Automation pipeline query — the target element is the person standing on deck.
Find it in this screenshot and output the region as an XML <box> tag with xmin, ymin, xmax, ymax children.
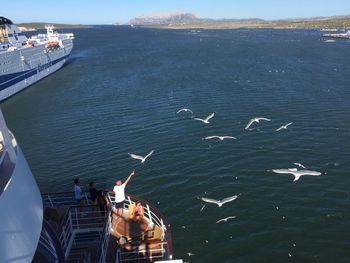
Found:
<box><xmin>113</xmin><ymin>171</ymin><xmax>135</xmax><ymax>217</ymax></box>
<box><xmin>74</xmin><ymin>177</ymin><xmax>84</xmax><ymax>212</ymax></box>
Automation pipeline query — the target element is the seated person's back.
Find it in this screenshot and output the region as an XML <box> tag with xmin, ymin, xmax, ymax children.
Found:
<box><xmin>131</xmin><ymin>201</ymin><xmax>144</xmax><ymax>221</ymax></box>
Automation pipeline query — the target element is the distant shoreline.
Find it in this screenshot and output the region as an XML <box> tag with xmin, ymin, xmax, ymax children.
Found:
<box><xmin>18</xmin><ymin>22</ymin><xmax>92</xmax><ymax>30</ymax></box>
<box><xmin>129</xmin><ymin>15</ymin><xmax>350</xmax><ymax>30</ymax></box>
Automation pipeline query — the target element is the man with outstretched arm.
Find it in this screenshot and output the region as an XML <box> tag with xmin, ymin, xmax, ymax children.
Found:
<box><xmin>113</xmin><ymin>170</ymin><xmax>135</xmax><ymax>217</ymax></box>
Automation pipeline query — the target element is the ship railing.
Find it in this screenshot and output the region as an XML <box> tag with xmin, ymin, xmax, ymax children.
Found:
<box><xmin>42</xmin><ymin>191</ymin><xmax>92</xmax><ymax>208</ymax></box>
<box><xmin>41</xmin><ymin>191</ymin><xmax>173</xmax><ymax>261</ymax></box>
<box><xmin>39</xmin><ymin>225</ymin><xmax>59</xmax><ymax>261</ymax></box>
<box><xmin>107</xmin><ymin>191</ymin><xmax>173</xmax><ymax>261</ymax></box>
<box><xmin>118</xmin><ymin>246</ymin><xmax>166</xmax><ymax>263</ymax></box>
<box><xmin>58</xmin><ymin>205</ymin><xmax>107</xmax><ymax>260</ymax></box>
<box><xmin>37</xmin><ymin>219</ymin><xmax>66</xmax><ymax>262</ymax></box>
<box><xmin>97</xmin><ymin>209</ymin><xmax>112</xmax><ymax>263</ymax></box>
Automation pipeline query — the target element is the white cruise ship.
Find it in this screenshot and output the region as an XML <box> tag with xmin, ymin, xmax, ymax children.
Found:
<box><xmin>0</xmin><ymin>107</ymin><xmax>182</xmax><ymax>263</ymax></box>
<box><xmin>0</xmin><ymin>16</ymin><xmax>74</xmax><ymax>101</ymax></box>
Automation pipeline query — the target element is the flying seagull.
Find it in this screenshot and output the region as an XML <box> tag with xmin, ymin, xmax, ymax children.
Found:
<box><xmin>293</xmin><ymin>162</ymin><xmax>306</xmax><ymax>169</ymax></box>
<box><xmin>245</xmin><ymin>117</ymin><xmax>271</xmax><ymax>130</ymax></box>
<box><xmin>200</xmin><ymin>205</ymin><xmax>206</xmax><ymax>212</ymax></box>
<box><xmin>128</xmin><ymin>150</ymin><xmax>154</xmax><ymax>164</ymax></box>
<box><xmin>187</xmin><ymin>252</ymin><xmax>195</xmax><ymax>256</ymax></box>
<box><xmin>203</xmin><ymin>135</ymin><xmax>236</xmax><ymax>141</ymax></box>
<box><xmin>216</xmin><ymin>216</ymin><xmax>237</xmax><ymax>223</ymax></box>
<box><xmin>272</xmin><ymin>168</ymin><xmax>322</xmax><ymax>182</ymax></box>
<box><xmin>194</xmin><ymin>112</ymin><xmax>215</xmax><ymax>124</ymax></box>
<box><xmin>276</xmin><ymin>122</ymin><xmax>293</xmax><ymax>131</ymax></box>
<box><xmin>177</xmin><ymin>108</ymin><xmax>193</xmax><ymax>114</ymax></box>
<box><xmin>200</xmin><ymin>195</ymin><xmax>239</xmax><ymax>207</ymax></box>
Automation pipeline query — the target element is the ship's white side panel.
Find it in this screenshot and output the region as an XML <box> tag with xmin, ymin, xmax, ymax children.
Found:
<box><xmin>0</xmin><ymin>38</ymin><xmax>73</xmax><ymax>101</ymax></box>
<box><xmin>0</xmin><ymin>146</ymin><xmax>43</xmax><ymax>263</ymax></box>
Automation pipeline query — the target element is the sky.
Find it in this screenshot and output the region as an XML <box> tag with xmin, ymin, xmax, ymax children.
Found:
<box><xmin>2</xmin><ymin>0</ymin><xmax>350</xmax><ymax>24</ymax></box>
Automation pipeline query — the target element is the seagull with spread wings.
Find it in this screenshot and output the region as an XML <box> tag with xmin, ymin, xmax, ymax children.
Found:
<box><xmin>203</xmin><ymin>135</ymin><xmax>236</xmax><ymax>141</ymax></box>
<box><xmin>128</xmin><ymin>150</ymin><xmax>154</xmax><ymax>164</ymax></box>
<box><xmin>272</xmin><ymin>168</ymin><xmax>322</xmax><ymax>182</ymax></box>
<box><xmin>200</xmin><ymin>194</ymin><xmax>239</xmax><ymax>207</ymax></box>
<box><xmin>245</xmin><ymin>117</ymin><xmax>271</xmax><ymax>130</ymax></box>
<box><xmin>177</xmin><ymin>108</ymin><xmax>194</xmax><ymax>114</ymax></box>
<box><xmin>194</xmin><ymin>112</ymin><xmax>215</xmax><ymax>124</ymax></box>
<box><xmin>276</xmin><ymin>122</ymin><xmax>293</xmax><ymax>131</ymax></box>
<box><xmin>216</xmin><ymin>216</ymin><xmax>237</xmax><ymax>223</ymax></box>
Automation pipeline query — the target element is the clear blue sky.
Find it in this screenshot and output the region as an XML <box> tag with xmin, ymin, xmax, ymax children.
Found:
<box><xmin>2</xmin><ymin>0</ymin><xmax>350</xmax><ymax>24</ymax></box>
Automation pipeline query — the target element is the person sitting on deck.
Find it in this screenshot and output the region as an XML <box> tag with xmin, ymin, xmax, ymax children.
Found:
<box><xmin>130</xmin><ymin>201</ymin><xmax>145</xmax><ymax>222</ymax></box>
<box><xmin>113</xmin><ymin>170</ymin><xmax>136</xmax><ymax>217</ymax></box>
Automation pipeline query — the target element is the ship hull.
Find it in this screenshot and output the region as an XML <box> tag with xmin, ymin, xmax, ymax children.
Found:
<box><xmin>0</xmin><ymin>39</ymin><xmax>73</xmax><ymax>101</ymax></box>
<box><xmin>0</xmin><ymin>146</ymin><xmax>43</xmax><ymax>263</ymax></box>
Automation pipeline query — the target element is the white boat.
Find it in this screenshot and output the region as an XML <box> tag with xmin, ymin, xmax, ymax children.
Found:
<box><xmin>0</xmin><ymin>17</ymin><xmax>74</xmax><ymax>101</ymax></box>
<box><xmin>0</xmin><ymin>108</ymin><xmax>182</xmax><ymax>263</ymax></box>
<box><xmin>322</xmin><ymin>30</ymin><xmax>350</xmax><ymax>39</ymax></box>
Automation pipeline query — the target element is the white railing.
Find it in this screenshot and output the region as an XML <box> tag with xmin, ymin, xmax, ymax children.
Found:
<box><xmin>39</xmin><ymin>227</ymin><xmax>59</xmax><ymax>262</ymax></box>
<box><xmin>97</xmin><ymin>211</ymin><xmax>112</xmax><ymax>263</ymax></box>
<box><xmin>42</xmin><ymin>191</ymin><xmax>91</xmax><ymax>208</ymax></box>
<box><xmin>58</xmin><ymin>206</ymin><xmax>107</xmax><ymax>260</ymax></box>
<box><xmin>41</xmin><ymin>191</ymin><xmax>173</xmax><ymax>262</ymax></box>
<box><xmin>108</xmin><ymin>193</ymin><xmax>166</xmax><ymax>236</ymax></box>
<box><xmin>118</xmin><ymin>247</ymin><xmax>165</xmax><ymax>263</ymax></box>
<box><xmin>107</xmin><ymin>192</ymin><xmax>172</xmax><ymax>261</ymax></box>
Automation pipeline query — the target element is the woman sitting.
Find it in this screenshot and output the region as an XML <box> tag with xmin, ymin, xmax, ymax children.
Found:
<box><xmin>130</xmin><ymin>201</ymin><xmax>144</xmax><ymax>222</ymax></box>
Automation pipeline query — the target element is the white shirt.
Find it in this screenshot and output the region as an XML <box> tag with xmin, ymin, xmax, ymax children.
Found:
<box><xmin>74</xmin><ymin>184</ymin><xmax>82</xmax><ymax>200</ymax></box>
<box><xmin>113</xmin><ymin>184</ymin><xmax>126</xmax><ymax>203</ymax></box>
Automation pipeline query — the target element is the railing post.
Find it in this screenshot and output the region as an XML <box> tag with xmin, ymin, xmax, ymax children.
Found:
<box><xmin>61</xmin><ymin>223</ymin><xmax>68</xmax><ymax>259</ymax></box>
<box><xmin>74</xmin><ymin>207</ymin><xmax>79</xmax><ymax>230</ymax></box>
<box><xmin>48</xmin><ymin>194</ymin><xmax>53</xmax><ymax>207</ymax></box>
<box><xmin>146</xmin><ymin>204</ymin><xmax>153</xmax><ymax>224</ymax></box>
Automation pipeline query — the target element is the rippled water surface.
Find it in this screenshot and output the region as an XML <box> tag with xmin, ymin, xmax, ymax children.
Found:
<box><xmin>2</xmin><ymin>27</ymin><xmax>350</xmax><ymax>262</ymax></box>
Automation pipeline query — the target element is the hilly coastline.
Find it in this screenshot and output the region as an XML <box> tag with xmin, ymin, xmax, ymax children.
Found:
<box><xmin>18</xmin><ymin>22</ymin><xmax>91</xmax><ymax>30</ymax></box>
<box><xmin>127</xmin><ymin>11</ymin><xmax>350</xmax><ymax>29</ymax></box>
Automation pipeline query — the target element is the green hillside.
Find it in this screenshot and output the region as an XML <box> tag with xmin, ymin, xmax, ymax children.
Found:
<box><xmin>18</xmin><ymin>22</ymin><xmax>91</xmax><ymax>29</ymax></box>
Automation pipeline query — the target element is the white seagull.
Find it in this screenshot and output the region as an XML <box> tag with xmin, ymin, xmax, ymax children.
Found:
<box><xmin>177</xmin><ymin>108</ymin><xmax>193</xmax><ymax>114</ymax></box>
<box><xmin>216</xmin><ymin>216</ymin><xmax>236</xmax><ymax>223</ymax></box>
<box><xmin>204</xmin><ymin>135</ymin><xmax>236</xmax><ymax>141</ymax></box>
<box><xmin>293</xmin><ymin>162</ymin><xmax>306</xmax><ymax>169</ymax></box>
<box><xmin>200</xmin><ymin>205</ymin><xmax>206</xmax><ymax>212</ymax></box>
<box><xmin>200</xmin><ymin>195</ymin><xmax>239</xmax><ymax>207</ymax></box>
<box><xmin>194</xmin><ymin>112</ymin><xmax>215</xmax><ymax>124</ymax></box>
<box><xmin>272</xmin><ymin>168</ymin><xmax>322</xmax><ymax>182</ymax></box>
<box><xmin>187</xmin><ymin>252</ymin><xmax>195</xmax><ymax>256</ymax></box>
<box><xmin>276</xmin><ymin>122</ymin><xmax>293</xmax><ymax>131</ymax></box>
<box><xmin>128</xmin><ymin>150</ymin><xmax>154</xmax><ymax>164</ymax></box>
<box><xmin>245</xmin><ymin>117</ymin><xmax>271</xmax><ymax>130</ymax></box>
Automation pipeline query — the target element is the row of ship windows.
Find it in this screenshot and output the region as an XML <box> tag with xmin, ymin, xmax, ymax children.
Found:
<box><xmin>0</xmin><ymin>61</ymin><xmax>46</xmax><ymax>73</ymax></box>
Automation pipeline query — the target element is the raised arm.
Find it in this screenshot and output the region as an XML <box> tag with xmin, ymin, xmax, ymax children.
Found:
<box><xmin>124</xmin><ymin>170</ymin><xmax>135</xmax><ymax>185</ymax></box>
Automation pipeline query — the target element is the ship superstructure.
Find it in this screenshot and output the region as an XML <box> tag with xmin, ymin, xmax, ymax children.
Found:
<box><xmin>0</xmin><ymin>17</ymin><xmax>74</xmax><ymax>101</ymax></box>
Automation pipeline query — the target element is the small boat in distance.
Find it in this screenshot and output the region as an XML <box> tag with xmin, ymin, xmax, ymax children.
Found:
<box><xmin>322</xmin><ymin>29</ymin><xmax>350</xmax><ymax>39</ymax></box>
<box><xmin>0</xmin><ymin>17</ymin><xmax>74</xmax><ymax>101</ymax></box>
<box><xmin>320</xmin><ymin>28</ymin><xmax>338</xmax><ymax>32</ymax></box>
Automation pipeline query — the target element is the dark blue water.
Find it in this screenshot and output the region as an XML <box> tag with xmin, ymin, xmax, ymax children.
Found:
<box><xmin>2</xmin><ymin>27</ymin><xmax>350</xmax><ymax>262</ymax></box>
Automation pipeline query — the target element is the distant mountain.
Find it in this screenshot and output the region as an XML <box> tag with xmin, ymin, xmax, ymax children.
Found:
<box><xmin>129</xmin><ymin>11</ymin><xmax>197</xmax><ymax>25</ymax></box>
<box><xmin>126</xmin><ymin>12</ymin><xmax>350</xmax><ymax>29</ymax></box>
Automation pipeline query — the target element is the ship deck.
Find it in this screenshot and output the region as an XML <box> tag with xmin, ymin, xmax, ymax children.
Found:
<box><xmin>41</xmin><ymin>191</ymin><xmax>173</xmax><ymax>263</ymax></box>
